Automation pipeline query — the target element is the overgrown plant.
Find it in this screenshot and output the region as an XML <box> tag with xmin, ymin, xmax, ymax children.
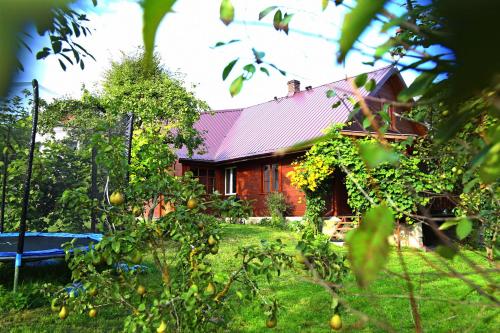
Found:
<box><xmin>209</xmin><ymin>192</ymin><xmax>253</xmax><ymax>224</ymax></box>
<box><xmin>265</xmin><ymin>192</ymin><xmax>288</xmax><ymax>228</ymax></box>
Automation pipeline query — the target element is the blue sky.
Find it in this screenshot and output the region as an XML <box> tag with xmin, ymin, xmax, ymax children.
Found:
<box><xmin>15</xmin><ymin>0</ymin><xmax>418</xmax><ymax>109</ymax></box>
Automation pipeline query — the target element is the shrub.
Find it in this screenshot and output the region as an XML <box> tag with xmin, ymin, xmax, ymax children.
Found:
<box><xmin>265</xmin><ymin>192</ymin><xmax>288</xmax><ymax>228</ymax></box>
<box><xmin>210</xmin><ymin>192</ymin><xmax>253</xmax><ymax>224</ymax></box>
<box><xmin>0</xmin><ymin>283</ymin><xmax>48</xmax><ymax>313</ymax></box>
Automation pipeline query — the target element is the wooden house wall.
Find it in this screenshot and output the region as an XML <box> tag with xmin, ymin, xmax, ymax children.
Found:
<box><xmin>179</xmin><ymin>154</ymin><xmax>308</xmax><ymax>217</ymax></box>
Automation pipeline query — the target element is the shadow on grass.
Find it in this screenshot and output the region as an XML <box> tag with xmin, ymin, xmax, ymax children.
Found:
<box><xmin>0</xmin><ymin>260</ymin><xmax>71</xmax><ymax>289</ymax></box>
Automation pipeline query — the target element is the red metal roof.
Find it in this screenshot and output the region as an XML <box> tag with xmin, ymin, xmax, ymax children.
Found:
<box><xmin>178</xmin><ymin>66</ymin><xmax>397</xmax><ymax>162</ymax></box>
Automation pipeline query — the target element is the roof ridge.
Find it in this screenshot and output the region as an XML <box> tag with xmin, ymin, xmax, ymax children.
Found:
<box><xmin>201</xmin><ymin>108</ymin><xmax>244</xmax><ymax>115</ymax></box>
<box><xmin>307</xmin><ymin>65</ymin><xmax>395</xmax><ymax>92</ymax></box>
<box><xmin>213</xmin><ymin>65</ymin><xmax>395</xmax><ymax>111</ymax></box>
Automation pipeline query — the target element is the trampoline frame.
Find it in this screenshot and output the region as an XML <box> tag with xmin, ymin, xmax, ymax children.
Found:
<box><xmin>0</xmin><ymin>232</ymin><xmax>102</xmax><ymax>262</ymax></box>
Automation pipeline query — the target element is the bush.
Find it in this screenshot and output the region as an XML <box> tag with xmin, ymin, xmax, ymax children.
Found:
<box><xmin>210</xmin><ymin>192</ymin><xmax>253</xmax><ymax>224</ymax></box>
<box><xmin>265</xmin><ymin>192</ymin><xmax>288</xmax><ymax>228</ymax></box>
<box><xmin>0</xmin><ymin>283</ymin><xmax>48</xmax><ymax>313</ymax></box>
<box><xmin>287</xmin><ymin>219</ymin><xmax>306</xmax><ymax>233</ymax></box>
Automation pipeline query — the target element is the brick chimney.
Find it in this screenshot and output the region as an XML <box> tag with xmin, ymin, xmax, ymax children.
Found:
<box><xmin>287</xmin><ymin>79</ymin><xmax>300</xmax><ymax>96</ymax></box>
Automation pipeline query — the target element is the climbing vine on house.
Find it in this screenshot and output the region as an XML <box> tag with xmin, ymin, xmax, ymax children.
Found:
<box><xmin>287</xmin><ymin>124</ymin><xmax>449</xmax><ymax>225</ymax></box>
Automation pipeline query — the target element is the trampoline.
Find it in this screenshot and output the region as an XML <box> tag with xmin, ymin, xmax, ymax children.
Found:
<box><xmin>1</xmin><ymin>80</ymin><xmax>108</xmax><ymax>290</ymax></box>
<box><xmin>0</xmin><ymin>232</ymin><xmax>102</xmax><ymax>262</ymax></box>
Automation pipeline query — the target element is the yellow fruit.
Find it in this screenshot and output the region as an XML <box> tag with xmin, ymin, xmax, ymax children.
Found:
<box><xmin>187</xmin><ymin>198</ymin><xmax>198</xmax><ymax>209</ymax></box>
<box><xmin>205</xmin><ymin>282</ymin><xmax>216</xmax><ymax>295</ymax></box>
<box><xmin>266</xmin><ymin>316</ymin><xmax>277</xmax><ymax>328</ymax></box>
<box><xmin>132</xmin><ymin>206</ymin><xmax>142</xmax><ymax>217</ymax></box>
<box><xmin>210</xmin><ymin>245</ymin><xmax>219</xmax><ymax>255</ymax></box>
<box><xmin>50</xmin><ymin>298</ymin><xmax>60</xmax><ymax>312</ymax></box>
<box><xmin>329</xmin><ymin>314</ymin><xmax>342</xmax><ymax>330</ymax></box>
<box><xmin>157</xmin><ymin>320</ymin><xmax>167</xmax><ymax>333</ymax></box>
<box><xmin>295</xmin><ymin>253</ymin><xmax>307</xmax><ymax>264</ymax></box>
<box><xmin>137</xmin><ymin>285</ymin><xmax>146</xmax><ymax>296</ymax></box>
<box><xmin>208</xmin><ymin>235</ymin><xmax>217</xmax><ymax>246</ymax></box>
<box><xmin>59</xmin><ymin>306</ymin><xmax>69</xmax><ymax>320</ymax></box>
<box><xmin>88</xmin><ymin>308</ymin><xmax>97</xmax><ymax>318</ymax></box>
<box><xmin>88</xmin><ymin>287</ymin><xmax>98</xmax><ymax>297</ymax></box>
<box><xmin>110</xmin><ymin>191</ymin><xmax>125</xmax><ymax>205</ymax></box>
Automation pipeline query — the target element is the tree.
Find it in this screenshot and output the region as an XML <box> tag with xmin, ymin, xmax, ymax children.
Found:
<box><xmin>0</xmin><ymin>0</ymin><xmax>96</xmax><ymax>96</ymax></box>
<box><xmin>50</xmin><ymin>52</ymin><xmax>298</xmax><ymax>332</ymax></box>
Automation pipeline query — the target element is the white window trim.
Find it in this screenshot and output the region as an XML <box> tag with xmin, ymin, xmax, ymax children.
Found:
<box><xmin>225</xmin><ymin>167</ymin><xmax>237</xmax><ymax>195</ymax></box>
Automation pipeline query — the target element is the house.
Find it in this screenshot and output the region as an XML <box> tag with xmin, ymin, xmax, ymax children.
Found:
<box><xmin>163</xmin><ymin>66</ymin><xmax>426</xmax><ymax>238</ymax></box>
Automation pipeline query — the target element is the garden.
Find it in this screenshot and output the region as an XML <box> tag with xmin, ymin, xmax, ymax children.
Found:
<box><xmin>0</xmin><ymin>1</ymin><xmax>499</xmax><ymax>332</ymax></box>
<box><xmin>0</xmin><ymin>224</ymin><xmax>497</xmax><ymax>332</ymax></box>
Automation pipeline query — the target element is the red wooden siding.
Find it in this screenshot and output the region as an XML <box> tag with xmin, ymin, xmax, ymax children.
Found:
<box><xmin>178</xmin><ymin>155</ymin><xmax>307</xmax><ymax>217</ymax></box>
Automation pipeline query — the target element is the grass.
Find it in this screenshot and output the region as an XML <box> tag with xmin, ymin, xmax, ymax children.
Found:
<box><xmin>0</xmin><ymin>224</ymin><xmax>498</xmax><ymax>332</ymax></box>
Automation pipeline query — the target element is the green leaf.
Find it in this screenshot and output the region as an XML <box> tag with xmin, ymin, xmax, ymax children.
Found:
<box><xmin>112</xmin><ymin>240</ymin><xmax>120</xmax><ymax>253</ymax></box>
<box><xmin>362</xmin><ymin>117</ymin><xmax>371</xmax><ymax>129</ymax></box>
<box><xmin>435</xmin><ymin>245</ymin><xmax>457</xmax><ymax>260</ymax></box>
<box><xmin>374</xmin><ymin>39</ymin><xmax>394</xmax><ymax>59</ymax></box>
<box><xmin>281</xmin><ymin>13</ymin><xmax>294</xmax><ymax>25</ymax></box>
<box><xmin>322</xmin><ymin>0</ymin><xmax>329</xmax><ymax>11</ymax></box>
<box><xmin>211</xmin><ymin>39</ymin><xmax>240</xmax><ymax>48</ymax></box>
<box><xmin>331</xmin><ymin>101</ymin><xmax>341</xmax><ymax>109</ymax></box>
<box><xmin>347</xmin><ymin>205</ymin><xmax>394</xmax><ymax>288</ymax></box>
<box><xmin>379</xmin><ymin>109</ymin><xmax>390</xmax><ymax>123</ymax></box>
<box><xmin>220</xmin><ymin>0</ymin><xmax>235</xmax><ymax>26</ymax></box>
<box><xmin>252</xmin><ymin>48</ymin><xmax>266</xmax><ymax>63</ymax></box>
<box><xmin>438</xmin><ymin>220</ymin><xmax>458</xmax><ymax>230</ymax></box>
<box><xmin>230</xmin><ymin>75</ymin><xmax>244</xmax><ymax>97</ymax></box>
<box><xmin>280</xmin><ymin>13</ymin><xmax>293</xmax><ymax>34</ymax></box>
<box><xmin>51</xmin><ymin>40</ymin><xmax>62</xmax><ymax>54</ymax></box>
<box><xmin>359</xmin><ymin>141</ymin><xmax>399</xmax><ymax>168</ymax></box>
<box><xmin>141</xmin><ymin>0</ymin><xmax>177</xmax><ymax>68</ymax></box>
<box><xmin>354</xmin><ymin>73</ymin><xmax>368</xmax><ymax>88</ymax></box>
<box><xmin>338</xmin><ymin>0</ymin><xmax>388</xmax><ymax>62</ymax></box>
<box><xmin>259</xmin><ymin>6</ymin><xmax>278</xmax><ymax>20</ymax></box>
<box><xmin>260</xmin><ymin>67</ymin><xmax>270</xmax><ymax>76</ymax></box>
<box><xmin>58</xmin><ymin>59</ymin><xmax>66</xmax><ymax>71</ymax></box>
<box><xmin>479</xmin><ymin>142</ymin><xmax>500</xmax><ymax>184</ymax></box>
<box><xmin>269</xmin><ymin>63</ymin><xmax>286</xmax><ymax>76</ymax></box>
<box><xmin>36</xmin><ymin>48</ymin><xmax>50</xmax><ymax>60</ymax></box>
<box><xmin>381</xmin><ymin>14</ymin><xmax>405</xmax><ymax>32</ymax></box>
<box><xmin>326</xmin><ymin>89</ymin><xmax>336</xmax><ymax>98</ymax></box>
<box><xmin>273</xmin><ymin>10</ymin><xmax>282</xmax><ymax>30</ymax></box>
<box><xmin>365</xmin><ymin>79</ymin><xmax>376</xmax><ymax>92</ymax></box>
<box><xmin>456</xmin><ymin>218</ymin><xmax>472</xmax><ymax>240</ymax></box>
<box><xmin>243</xmin><ymin>64</ymin><xmax>256</xmax><ymax>73</ymax></box>
<box><xmin>222</xmin><ymin>58</ymin><xmax>238</xmax><ymax>81</ymax></box>
<box><xmin>398</xmin><ymin>72</ymin><xmax>437</xmax><ymax>102</ymax></box>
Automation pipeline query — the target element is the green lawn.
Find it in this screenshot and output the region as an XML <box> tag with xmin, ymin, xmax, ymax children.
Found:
<box><xmin>0</xmin><ymin>224</ymin><xmax>498</xmax><ymax>332</ymax></box>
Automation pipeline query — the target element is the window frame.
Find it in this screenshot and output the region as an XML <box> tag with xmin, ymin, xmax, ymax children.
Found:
<box><xmin>191</xmin><ymin>167</ymin><xmax>216</xmax><ymax>193</ymax></box>
<box><xmin>262</xmin><ymin>163</ymin><xmax>280</xmax><ymax>193</ymax></box>
<box><xmin>225</xmin><ymin>167</ymin><xmax>237</xmax><ymax>195</ymax></box>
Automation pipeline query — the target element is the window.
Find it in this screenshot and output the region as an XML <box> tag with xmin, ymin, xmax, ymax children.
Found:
<box><xmin>191</xmin><ymin>167</ymin><xmax>216</xmax><ymax>193</ymax></box>
<box><xmin>263</xmin><ymin>163</ymin><xmax>279</xmax><ymax>192</ymax></box>
<box><xmin>225</xmin><ymin>167</ymin><xmax>237</xmax><ymax>195</ymax></box>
